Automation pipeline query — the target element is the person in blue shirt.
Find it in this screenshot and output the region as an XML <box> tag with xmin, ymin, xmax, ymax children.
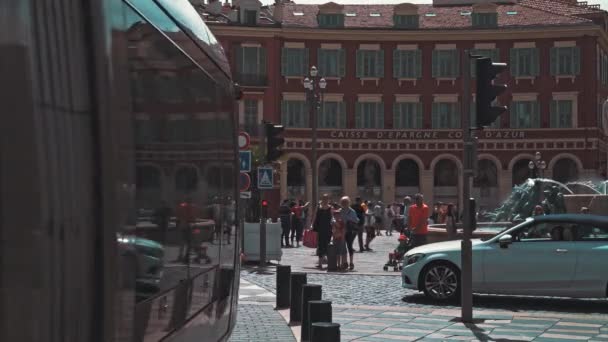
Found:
<box><xmin>338</xmin><ymin>196</ymin><xmax>360</xmax><ymax>271</ymax></box>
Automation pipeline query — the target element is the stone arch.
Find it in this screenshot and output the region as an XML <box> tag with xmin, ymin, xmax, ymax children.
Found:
<box><xmin>478</xmin><ymin>153</ymin><xmax>503</xmax><ymax>171</ymax></box>
<box><xmin>508</xmin><ymin>153</ymin><xmax>535</xmax><ymax>171</ymax></box>
<box><xmin>353</xmin><ymin>153</ymin><xmax>387</xmax><ymax>171</ymax></box>
<box><xmin>135</xmin><ymin>163</ymin><xmax>163</xmax><ymax>188</ymax></box>
<box><xmin>548</xmin><ymin>153</ymin><xmax>583</xmax><ymax>173</ymax></box>
<box><xmin>391</xmin><ymin>153</ymin><xmax>425</xmax><ymax>171</ymax></box>
<box><xmin>174</xmin><ymin>164</ymin><xmax>200</xmax><ymax>192</ymax></box>
<box><xmin>283</xmin><ymin>152</ymin><xmax>312</xmax><ymax>170</ymax></box>
<box><xmin>135</xmin><ymin>163</ymin><xmax>164</xmax><ymax>208</ymax></box>
<box><xmin>430</xmin><ymin>153</ymin><xmax>463</xmax><ymax>171</ymax></box>
<box><xmin>317</xmin><ymin>152</ymin><xmax>348</xmax><ymax>170</ymax></box>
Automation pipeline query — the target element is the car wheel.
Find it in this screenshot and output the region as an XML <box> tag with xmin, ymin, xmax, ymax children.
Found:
<box><xmin>421</xmin><ymin>262</ymin><xmax>460</xmax><ymax>301</ymax></box>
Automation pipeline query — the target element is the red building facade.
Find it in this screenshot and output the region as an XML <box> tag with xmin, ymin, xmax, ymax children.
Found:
<box><xmin>203</xmin><ymin>0</ymin><xmax>608</xmax><ymax>209</ymax></box>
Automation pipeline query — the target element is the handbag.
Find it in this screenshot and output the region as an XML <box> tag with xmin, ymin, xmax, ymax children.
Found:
<box><xmin>303</xmin><ymin>229</ymin><xmax>318</xmax><ymax>248</ymax></box>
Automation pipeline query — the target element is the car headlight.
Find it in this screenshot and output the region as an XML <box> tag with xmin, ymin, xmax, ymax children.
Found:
<box><xmin>406</xmin><ymin>253</ymin><xmax>425</xmax><ymax>265</ymax></box>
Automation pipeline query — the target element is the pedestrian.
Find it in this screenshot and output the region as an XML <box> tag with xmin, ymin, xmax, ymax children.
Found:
<box><xmin>312</xmin><ymin>194</ymin><xmax>333</xmax><ymax>269</ymax></box>
<box><xmin>291</xmin><ymin>200</ymin><xmax>309</xmax><ymax>247</ymax></box>
<box><xmin>279</xmin><ymin>199</ymin><xmax>292</xmax><ymax>247</ymax></box>
<box><xmin>408</xmin><ymin>193</ymin><xmax>430</xmax><ymax>248</ymax></box>
<box><xmin>224</xmin><ymin>197</ymin><xmax>236</xmax><ymax>244</ymax></box>
<box><xmin>364</xmin><ymin>203</ymin><xmax>376</xmax><ymax>251</ymax></box>
<box><xmin>175</xmin><ymin>197</ymin><xmax>198</xmax><ymax>263</ymax></box>
<box><xmin>445</xmin><ymin>203</ymin><xmax>457</xmax><ymax>240</ymax></box>
<box><xmin>153</xmin><ymin>200</ymin><xmax>172</xmax><ymax>245</ymax></box>
<box><xmin>331</xmin><ymin>207</ymin><xmax>348</xmax><ymax>271</ymax></box>
<box><xmin>580</xmin><ymin>206</ymin><xmax>590</xmax><ymax>214</ymax></box>
<box><xmin>373</xmin><ymin>201</ymin><xmax>384</xmax><ymax>236</ymax></box>
<box><xmin>386</xmin><ymin>203</ymin><xmax>395</xmax><ymax>236</ymax></box>
<box><xmin>339</xmin><ymin>196</ymin><xmax>360</xmax><ymax>270</ymax></box>
<box><xmin>402</xmin><ymin>196</ymin><xmax>412</xmax><ymax>235</ymax></box>
<box><xmin>532</xmin><ymin>205</ymin><xmax>545</xmax><ymax>216</ymax></box>
<box><xmin>351</xmin><ymin>197</ymin><xmax>366</xmax><ymax>252</ymax></box>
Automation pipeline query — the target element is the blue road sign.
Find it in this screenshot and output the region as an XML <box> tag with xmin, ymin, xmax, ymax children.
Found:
<box><xmin>257</xmin><ymin>167</ymin><xmax>274</xmax><ymax>190</ymax></box>
<box><xmin>239</xmin><ymin>151</ymin><xmax>251</xmax><ymax>172</ymax></box>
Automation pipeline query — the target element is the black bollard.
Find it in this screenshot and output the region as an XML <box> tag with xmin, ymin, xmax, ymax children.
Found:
<box><xmin>308</xmin><ymin>300</ymin><xmax>332</xmax><ymax>341</ymax></box>
<box><xmin>311</xmin><ymin>322</ymin><xmax>340</xmax><ymax>342</ymax></box>
<box><xmin>289</xmin><ymin>272</ymin><xmax>307</xmax><ymax>324</ymax></box>
<box><xmin>276</xmin><ymin>265</ymin><xmax>291</xmax><ymax>309</ymax></box>
<box><xmin>326</xmin><ymin>243</ymin><xmax>337</xmax><ymax>272</ymax></box>
<box><xmin>300</xmin><ymin>284</ymin><xmax>322</xmax><ymax>342</ymax></box>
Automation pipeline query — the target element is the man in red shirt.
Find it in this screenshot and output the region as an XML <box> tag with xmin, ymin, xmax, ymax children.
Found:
<box><xmin>408</xmin><ymin>193</ymin><xmax>430</xmax><ymax>248</ymax></box>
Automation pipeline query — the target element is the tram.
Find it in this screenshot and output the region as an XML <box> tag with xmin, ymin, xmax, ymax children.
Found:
<box><xmin>1</xmin><ymin>0</ymin><xmax>240</xmax><ymax>341</ymax></box>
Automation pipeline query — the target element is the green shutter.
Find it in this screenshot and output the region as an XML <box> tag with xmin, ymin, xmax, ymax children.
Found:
<box><xmin>281</xmin><ymin>100</ymin><xmax>288</xmax><ymax>126</ymax></box>
<box><xmin>550</xmin><ymin>100</ymin><xmax>557</xmax><ymax>128</ymax></box>
<box><xmin>573</xmin><ymin>47</ymin><xmax>581</xmax><ymax>75</ymax></box>
<box><xmin>415</xmin><ymin>50</ymin><xmax>422</xmax><ymax>78</ymax></box>
<box><xmin>376</xmin><ymin>102</ymin><xmax>384</xmax><ymax>128</ymax></box>
<box><xmin>531</xmin><ymin>48</ymin><xmax>539</xmax><ymax>76</ymax></box>
<box><xmin>259</xmin><ymin>47</ymin><xmax>267</xmax><ymax>75</ymax></box>
<box><xmin>492</xmin><ymin>48</ymin><xmax>499</xmax><ymax>62</ymax></box>
<box><xmin>393</xmin><ymin>102</ymin><xmax>401</xmax><ymax>128</ymax></box>
<box><xmin>317</xmin><ymin>49</ymin><xmax>324</xmax><ymax>76</ymax></box>
<box><xmin>532</xmin><ymin>101</ymin><xmax>540</xmax><ymax>128</ymax></box>
<box><xmin>510</xmin><ymin>48</ymin><xmax>518</xmax><ymax>76</ymax></box>
<box><xmin>356</xmin><ymin>50</ymin><xmax>363</xmax><ymax>77</ymax></box>
<box><xmin>415</xmin><ymin>103</ymin><xmax>423</xmax><ymax>128</ymax></box>
<box><xmin>393</xmin><ymin>50</ymin><xmax>401</xmax><ymax>78</ymax></box>
<box><xmin>432</xmin><ymin>103</ymin><xmax>439</xmax><ymax>128</ymax></box>
<box><xmin>432</xmin><ymin>50</ymin><xmax>439</xmax><ymax>77</ymax></box>
<box><xmin>452</xmin><ymin>50</ymin><xmax>460</xmax><ymax>77</ymax></box>
<box><xmin>338</xmin><ymin>102</ymin><xmax>346</xmax><ymax>128</ymax></box>
<box><xmin>377</xmin><ymin>50</ymin><xmax>385</xmax><ymax>78</ymax></box>
<box><xmin>281</xmin><ymin>48</ymin><xmax>288</xmax><ymax>76</ymax></box>
<box><xmin>355</xmin><ymin>103</ymin><xmax>362</xmax><ymax>128</ymax></box>
<box><xmin>303</xmin><ymin>48</ymin><xmax>309</xmax><ymax>76</ymax></box>
<box><xmin>235</xmin><ymin>46</ymin><xmax>244</xmax><ymax>73</ymax></box>
<box><xmin>550</xmin><ymin>47</ymin><xmax>558</xmax><ymax>76</ymax></box>
<box><xmin>338</xmin><ymin>49</ymin><xmax>346</xmax><ymax>77</ymax></box>
<box><xmin>453</xmin><ymin>104</ymin><xmax>461</xmax><ymax>128</ymax></box>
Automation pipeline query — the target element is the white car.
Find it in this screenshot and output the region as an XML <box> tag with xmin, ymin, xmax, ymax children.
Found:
<box><xmin>402</xmin><ymin>214</ymin><xmax>608</xmax><ymax>301</ymax></box>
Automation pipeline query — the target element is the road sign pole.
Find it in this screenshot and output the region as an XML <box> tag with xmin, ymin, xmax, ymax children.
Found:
<box><xmin>260</xmin><ymin>191</ymin><xmax>266</xmax><ymax>266</ymax></box>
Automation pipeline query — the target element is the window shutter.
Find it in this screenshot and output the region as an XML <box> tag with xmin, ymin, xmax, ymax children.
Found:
<box><xmin>492</xmin><ymin>48</ymin><xmax>500</xmax><ymax>62</ymax></box>
<box><xmin>509</xmin><ymin>103</ymin><xmax>517</xmax><ymax>128</ymax></box>
<box><xmin>281</xmin><ymin>48</ymin><xmax>288</xmax><ymax>76</ymax></box>
<box><xmin>338</xmin><ymin>49</ymin><xmax>346</xmax><ymax>77</ymax></box>
<box><xmin>531</xmin><ymin>48</ymin><xmax>539</xmax><ymax>76</ymax></box>
<box><xmin>510</xmin><ymin>48</ymin><xmax>518</xmax><ymax>76</ymax></box>
<box><xmin>338</xmin><ymin>102</ymin><xmax>346</xmax><ymax>128</ymax></box>
<box><xmin>317</xmin><ymin>49</ymin><xmax>324</xmax><ymax>76</ymax></box>
<box><xmin>432</xmin><ymin>50</ymin><xmax>439</xmax><ymax>77</ymax></box>
<box><xmin>393</xmin><ymin>50</ymin><xmax>401</xmax><ymax>78</ymax></box>
<box><xmin>532</xmin><ymin>101</ymin><xmax>540</xmax><ymax>128</ymax></box>
<box><xmin>573</xmin><ymin>47</ymin><xmax>581</xmax><ymax>75</ymax></box>
<box><xmin>453</xmin><ymin>104</ymin><xmax>461</xmax><ymax>128</ymax></box>
<box><xmin>259</xmin><ymin>47</ymin><xmax>267</xmax><ymax>75</ymax></box>
<box><xmin>470</xmin><ymin>49</ymin><xmax>478</xmax><ymax>78</ymax></box>
<box><xmin>452</xmin><ymin>50</ymin><xmax>460</xmax><ymax>77</ymax></box>
<box><xmin>355</xmin><ymin>102</ymin><xmax>362</xmax><ymax>128</ymax></box>
<box><xmin>302</xmin><ymin>48</ymin><xmax>309</xmax><ymax>76</ymax></box>
<box><xmin>376</xmin><ymin>102</ymin><xmax>384</xmax><ymax>128</ymax></box>
<box><xmin>550</xmin><ymin>100</ymin><xmax>558</xmax><ymax>128</ymax></box>
<box><xmin>415</xmin><ymin>50</ymin><xmax>422</xmax><ymax>78</ymax></box>
<box><xmin>356</xmin><ymin>50</ymin><xmax>363</xmax><ymax>78</ymax></box>
<box><xmin>281</xmin><ymin>100</ymin><xmax>288</xmax><ymax>126</ymax></box>
<box><xmin>432</xmin><ymin>103</ymin><xmax>439</xmax><ymax>128</ymax></box>
<box><xmin>377</xmin><ymin>50</ymin><xmax>385</xmax><ymax>77</ymax></box>
<box><xmin>550</xmin><ymin>47</ymin><xmax>558</xmax><ymax>76</ymax></box>
<box><xmin>415</xmin><ymin>102</ymin><xmax>423</xmax><ymax>128</ymax></box>
<box><xmin>393</xmin><ymin>102</ymin><xmax>401</xmax><ymax>128</ymax></box>
<box><xmin>235</xmin><ymin>46</ymin><xmax>244</xmax><ymax>73</ymax></box>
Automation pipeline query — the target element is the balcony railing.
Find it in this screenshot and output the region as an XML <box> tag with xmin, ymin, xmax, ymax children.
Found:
<box><xmin>235</xmin><ymin>73</ymin><xmax>268</xmax><ymax>87</ymax></box>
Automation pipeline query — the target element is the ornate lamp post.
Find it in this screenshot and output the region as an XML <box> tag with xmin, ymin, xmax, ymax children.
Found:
<box><xmin>303</xmin><ymin>66</ymin><xmax>326</xmax><ymax>214</ymax></box>
<box><xmin>528</xmin><ymin>151</ymin><xmax>547</xmax><ymax>179</ymax></box>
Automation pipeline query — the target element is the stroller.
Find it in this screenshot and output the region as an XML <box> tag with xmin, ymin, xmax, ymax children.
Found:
<box><xmin>383</xmin><ymin>232</ymin><xmax>411</xmax><ymax>272</ymax></box>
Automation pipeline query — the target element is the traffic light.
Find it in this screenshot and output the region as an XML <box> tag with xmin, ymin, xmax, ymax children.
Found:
<box><xmin>261</xmin><ymin>199</ymin><xmax>269</xmax><ymax>218</ymax></box>
<box><xmin>476</xmin><ymin>57</ymin><xmax>508</xmax><ymax>129</ymax></box>
<box><xmin>265</xmin><ymin>122</ymin><xmax>285</xmax><ymax>162</ymax></box>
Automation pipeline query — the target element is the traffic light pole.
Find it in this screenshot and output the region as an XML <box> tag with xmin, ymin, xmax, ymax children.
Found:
<box><xmin>260</xmin><ymin>191</ymin><xmax>266</xmax><ymax>266</ymax></box>
<box><xmin>461</xmin><ymin>50</ymin><xmax>474</xmax><ymax>323</ymax></box>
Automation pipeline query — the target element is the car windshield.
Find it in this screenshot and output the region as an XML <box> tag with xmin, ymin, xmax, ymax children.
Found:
<box><xmin>481</xmin><ymin>219</ymin><xmax>530</xmax><ymax>241</ymax></box>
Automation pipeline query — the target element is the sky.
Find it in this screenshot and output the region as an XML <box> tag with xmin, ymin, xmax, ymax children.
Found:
<box><xmin>258</xmin><ymin>0</ymin><xmax>608</xmax><ymax>8</ymax></box>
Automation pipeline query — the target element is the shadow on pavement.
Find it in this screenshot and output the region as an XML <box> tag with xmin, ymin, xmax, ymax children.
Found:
<box><xmin>402</xmin><ymin>293</ymin><xmax>608</xmax><ymax>314</ymax></box>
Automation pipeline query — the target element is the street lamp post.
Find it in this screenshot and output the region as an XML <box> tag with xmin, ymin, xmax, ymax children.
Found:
<box><xmin>528</xmin><ymin>151</ymin><xmax>547</xmax><ymax>179</ymax></box>
<box><xmin>304</xmin><ymin>66</ymin><xmax>326</xmax><ymax>215</ymax></box>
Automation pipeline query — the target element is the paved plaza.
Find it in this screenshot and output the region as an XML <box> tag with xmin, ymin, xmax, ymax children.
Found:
<box><xmin>231</xmin><ymin>233</ymin><xmax>608</xmax><ymax>341</ymax></box>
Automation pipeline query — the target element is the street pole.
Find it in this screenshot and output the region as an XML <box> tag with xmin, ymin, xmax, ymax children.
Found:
<box><xmin>260</xmin><ymin>191</ymin><xmax>266</xmax><ymax>266</ymax></box>
<box><xmin>310</xmin><ymin>85</ymin><xmax>318</xmax><ymax>217</ymax></box>
<box><xmin>461</xmin><ymin>49</ymin><xmax>474</xmax><ymax>323</ymax></box>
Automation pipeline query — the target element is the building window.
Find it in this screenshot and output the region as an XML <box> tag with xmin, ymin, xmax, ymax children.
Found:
<box><xmin>281</xmin><ymin>100</ymin><xmax>308</xmax><ymax>128</ymax></box>
<box><xmin>356</xmin><ymin>102</ymin><xmax>384</xmax><ymax>128</ymax></box>
<box><xmin>168</xmin><ymin>117</ymin><xmax>199</xmax><ymax>142</ymax></box>
<box><xmin>432</xmin><ymin>50</ymin><xmax>459</xmax><ymax>78</ymax></box>
<box><xmin>393</xmin><ymin>102</ymin><xmax>422</xmax><ymax>129</ymax></box>
<box><xmin>318</xmin><ymin>14</ymin><xmax>345</xmax><ymax>28</ymax></box>
<box><xmin>356</xmin><ymin>50</ymin><xmax>384</xmax><ymax>78</ymax></box>
<box><xmin>243</xmin><ymin>99</ymin><xmax>258</xmax><ymax>134</ymax></box>
<box><xmin>317</xmin><ymin>49</ymin><xmax>345</xmax><ymax>77</ymax></box>
<box><xmin>550</xmin><ymin>47</ymin><xmax>580</xmax><ymax>76</ymax></box>
<box><xmin>510</xmin><ymin>48</ymin><xmax>539</xmax><ymax>77</ymax></box>
<box><xmin>319</xmin><ymin>102</ymin><xmax>346</xmax><ymax>128</ymax></box>
<box><xmin>394</xmin><ymin>14</ymin><xmax>419</xmax><ymax>29</ymax></box>
<box><xmin>432</xmin><ymin>102</ymin><xmax>460</xmax><ymax>129</ymax></box>
<box><xmin>470</xmin><ymin>48</ymin><xmax>499</xmax><ymax>77</ymax></box>
<box><xmin>550</xmin><ymin>100</ymin><xmax>574</xmax><ymax>128</ymax></box>
<box><xmin>281</xmin><ymin>47</ymin><xmax>309</xmax><ymax>77</ymax></box>
<box><xmin>244</xmin><ymin>10</ymin><xmax>257</xmax><ymax>25</ymax></box>
<box><xmin>235</xmin><ymin>46</ymin><xmax>267</xmax><ymax>86</ymax></box>
<box><xmin>472</xmin><ymin>13</ymin><xmax>498</xmax><ymax>28</ymax></box>
<box><xmin>510</xmin><ymin>101</ymin><xmax>540</xmax><ymax>128</ymax></box>
<box><xmin>393</xmin><ymin>50</ymin><xmax>422</xmax><ymax>78</ymax></box>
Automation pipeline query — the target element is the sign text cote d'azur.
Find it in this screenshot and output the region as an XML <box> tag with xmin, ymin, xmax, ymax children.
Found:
<box><xmin>328</xmin><ymin>130</ymin><xmax>525</xmax><ymax>140</ymax></box>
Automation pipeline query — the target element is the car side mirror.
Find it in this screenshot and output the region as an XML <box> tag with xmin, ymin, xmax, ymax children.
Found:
<box><xmin>499</xmin><ymin>234</ymin><xmax>513</xmax><ymax>249</ymax></box>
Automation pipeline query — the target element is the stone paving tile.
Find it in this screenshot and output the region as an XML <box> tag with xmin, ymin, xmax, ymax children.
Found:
<box><xmin>228</xmin><ymin>304</ymin><xmax>295</xmax><ymax>342</ymax></box>
<box><xmin>537</xmin><ymin>333</ymin><xmax>591</xmax><ymax>340</ymax></box>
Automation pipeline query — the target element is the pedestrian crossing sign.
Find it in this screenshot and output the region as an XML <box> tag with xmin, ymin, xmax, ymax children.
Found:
<box><xmin>257</xmin><ymin>167</ymin><xmax>274</xmax><ymax>189</ymax></box>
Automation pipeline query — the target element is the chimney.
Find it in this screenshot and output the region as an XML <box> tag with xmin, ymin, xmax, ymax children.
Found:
<box><xmin>273</xmin><ymin>0</ymin><xmax>285</xmax><ymax>23</ymax></box>
<box><xmin>207</xmin><ymin>0</ymin><xmax>222</xmax><ymax>14</ymax></box>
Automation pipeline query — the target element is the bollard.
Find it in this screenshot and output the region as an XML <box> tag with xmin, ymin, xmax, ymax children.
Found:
<box><xmin>276</xmin><ymin>265</ymin><xmax>291</xmax><ymax>309</ymax></box>
<box><xmin>311</xmin><ymin>322</ymin><xmax>340</xmax><ymax>342</ymax></box>
<box><xmin>326</xmin><ymin>243</ymin><xmax>337</xmax><ymax>272</ymax></box>
<box><xmin>289</xmin><ymin>272</ymin><xmax>307</xmax><ymax>324</ymax></box>
<box><xmin>300</xmin><ymin>284</ymin><xmax>322</xmax><ymax>342</ymax></box>
<box><xmin>308</xmin><ymin>300</ymin><xmax>332</xmax><ymax>341</ymax></box>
